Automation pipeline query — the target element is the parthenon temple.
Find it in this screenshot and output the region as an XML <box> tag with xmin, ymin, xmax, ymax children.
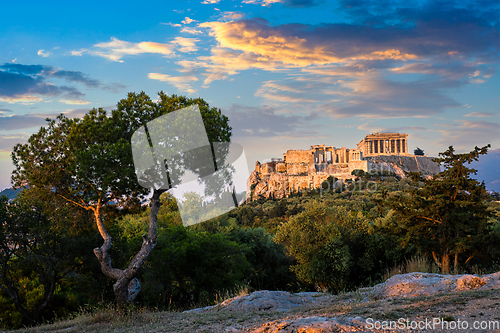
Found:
<box><xmin>357</xmin><ymin>133</ymin><xmax>409</xmax><ymax>157</ymax></box>
<box><xmin>247</xmin><ymin>133</ymin><xmax>439</xmax><ymax>200</ymax></box>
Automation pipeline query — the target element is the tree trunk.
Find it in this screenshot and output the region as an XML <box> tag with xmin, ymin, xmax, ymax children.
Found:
<box><xmin>441</xmin><ymin>251</ymin><xmax>450</xmax><ymax>274</ymax></box>
<box><xmin>432</xmin><ymin>250</ymin><xmax>450</xmax><ymax>274</ymax></box>
<box><xmin>93</xmin><ymin>189</ymin><xmax>164</xmax><ymax>309</ymax></box>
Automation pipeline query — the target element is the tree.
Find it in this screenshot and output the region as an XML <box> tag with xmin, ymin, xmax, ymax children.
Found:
<box><xmin>0</xmin><ymin>192</ymin><xmax>84</xmax><ymax>327</ymax></box>
<box><xmin>414</xmin><ymin>147</ymin><xmax>425</xmax><ymax>156</ymax></box>
<box><xmin>11</xmin><ymin>92</ymin><xmax>231</xmax><ymax>308</ymax></box>
<box><xmin>380</xmin><ymin>145</ymin><xmax>494</xmax><ymax>274</ymax></box>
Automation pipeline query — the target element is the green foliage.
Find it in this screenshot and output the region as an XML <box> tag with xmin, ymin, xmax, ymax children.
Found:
<box><xmin>140</xmin><ymin>225</ymin><xmax>249</xmax><ymax>308</ymax></box>
<box><xmin>379</xmin><ymin>145</ymin><xmax>498</xmax><ymax>273</ymax></box>
<box><xmin>0</xmin><ymin>193</ymin><xmax>97</xmax><ymax>328</ymax></box>
<box><xmin>414</xmin><ymin>147</ymin><xmax>425</xmax><ymax>156</ymax></box>
<box><xmin>228</xmin><ymin>228</ymin><xmax>296</xmax><ymax>291</ymax></box>
<box><xmin>274</xmin><ymin>201</ymin><xmax>407</xmax><ymax>292</ymax></box>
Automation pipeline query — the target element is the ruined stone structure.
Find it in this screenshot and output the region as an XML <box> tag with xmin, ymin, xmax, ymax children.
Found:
<box><xmin>357</xmin><ymin>133</ymin><xmax>410</xmax><ymax>157</ymax></box>
<box><xmin>247</xmin><ymin>133</ymin><xmax>440</xmax><ymax>200</ymax></box>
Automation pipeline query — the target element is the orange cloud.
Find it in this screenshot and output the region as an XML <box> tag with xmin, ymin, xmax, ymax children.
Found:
<box><xmin>148</xmin><ymin>73</ymin><xmax>198</xmax><ymax>94</ymax></box>
<box><xmin>0</xmin><ymin>95</ymin><xmax>44</xmax><ymax>104</ymax></box>
<box><xmin>59</xmin><ymin>99</ymin><xmax>91</xmax><ymax>105</ymax></box>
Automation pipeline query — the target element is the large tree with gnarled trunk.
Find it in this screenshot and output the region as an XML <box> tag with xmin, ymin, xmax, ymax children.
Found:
<box><xmin>11</xmin><ymin>92</ymin><xmax>231</xmax><ymax>308</ymax></box>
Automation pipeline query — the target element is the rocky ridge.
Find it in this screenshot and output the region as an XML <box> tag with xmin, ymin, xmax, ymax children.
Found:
<box><xmin>187</xmin><ymin>271</ymin><xmax>500</xmax><ymax>332</ymax></box>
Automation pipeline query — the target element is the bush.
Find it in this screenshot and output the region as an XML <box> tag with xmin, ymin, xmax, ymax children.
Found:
<box><xmin>139</xmin><ymin>225</ymin><xmax>249</xmax><ymax>309</ymax></box>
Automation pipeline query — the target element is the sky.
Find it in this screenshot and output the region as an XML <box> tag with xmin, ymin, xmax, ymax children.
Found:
<box><xmin>1</xmin><ymin>0</ymin><xmax>499</xmax><ymax>192</ymax></box>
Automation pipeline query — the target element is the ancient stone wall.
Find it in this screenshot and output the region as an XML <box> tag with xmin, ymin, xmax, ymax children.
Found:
<box><xmin>366</xmin><ymin>156</ymin><xmax>440</xmax><ymax>175</ymax></box>
<box><xmin>347</xmin><ymin>160</ymin><xmax>369</xmax><ymax>173</ymax></box>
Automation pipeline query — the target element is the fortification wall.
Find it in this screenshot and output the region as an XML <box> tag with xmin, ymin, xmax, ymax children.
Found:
<box><xmin>348</xmin><ymin>160</ymin><xmax>369</xmax><ymax>173</ymax></box>
<box><xmin>366</xmin><ymin>156</ymin><xmax>440</xmax><ymax>175</ymax></box>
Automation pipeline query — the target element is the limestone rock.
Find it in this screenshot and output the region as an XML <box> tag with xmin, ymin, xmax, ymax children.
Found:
<box><xmin>370</xmin><ymin>271</ymin><xmax>500</xmax><ymax>300</ymax></box>
<box><xmin>217</xmin><ymin>290</ymin><xmax>313</xmax><ymax>312</ymax></box>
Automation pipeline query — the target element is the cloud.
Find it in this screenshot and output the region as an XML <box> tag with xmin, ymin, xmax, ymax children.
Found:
<box><xmin>242</xmin><ymin>0</ymin><xmax>283</xmax><ymax>6</ymax></box>
<box><xmin>220</xmin><ymin>12</ymin><xmax>245</xmax><ymax>21</ymax></box>
<box><xmin>0</xmin><ymin>63</ymin><xmax>103</xmax><ymax>104</ymax></box>
<box><xmin>436</xmin><ymin>120</ymin><xmax>500</xmax><ymax>150</ymax></box>
<box><xmin>0</xmin><ymin>114</ymin><xmax>50</xmax><ymax>130</ymax></box>
<box><xmin>470</xmin><ymin>148</ymin><xmax>500</xmax><ymax>192</ymax></box>
<box><xmin>148</xmin><ymin>73</ymin><xmax>198</xmax><ymax>94</ymax></box>
<box><xmin>50</xmin><ymin>70</ymin><xmax>100</xmax><ymax>87</ymax></box>
<box><xmin>465</xmin><ymin>112</ymin><xmax>497</xmax><ymax>117</ymax></box>
<box><xmin>162</xmin><ymin>22</ymin><xmax>182</xmax><ymax>27</ymax></box>
<box><xmin>37</xmin><ymin>49</ymin><xmax>51</xmax><ymax>57</ymax></box>
<box><xmin>327</xmin><ymin>77</ymin><xmax>462</xmax><ymax>118</ymax></box>
<box><xmin>181</xmin><ymin>27</ymin><xmax>203</xmax><ymax>34</ymax></box>
<box><xmin>170</xmin><ymin>37</ymin><xmax>199</xmax><ymax>53</ymax></box>
<box><xmin>88</xmin><ymin>38</ymin><xmax>175</xmax><ymax>62</ymax></box>
<box><xmin>77</xmin><ymin>37</ymin><xmax>202</xmax><ymax>61</ymax></box>
<box><xmin>0</xmin><ymin>63</ymin><xmax>100</xmax><ymax>87</ymax></box>
<box><xmin>201</xmin><ymin>0</ymin><xmax>221</xmax><ymax>3</ymax></box>
<box><xmin>182</xmin><ymin>17</ymin><xmax>197</xmax><ymax>25</ymax></box>
<box><xmin>0</xmin><ymin>133</ymin><xmax>31</xmax><ymax>152</ymax></box>
<box><xmin>58</xmin><ymin>99</ymin><xmax>92</xmax><ymax>105</ymax></box>
<box><xmin>70</xmin><ymin>49</ymin><xmax>87</xmax><ymax>56</ymax></box>
<box><xmin>224</xmin><ymin>104</ymin><xmax>319</xmax><ymax>138</ymax></box>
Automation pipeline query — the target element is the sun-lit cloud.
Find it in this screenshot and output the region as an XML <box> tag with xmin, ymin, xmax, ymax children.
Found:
<box><xmin>220</xmin><ymin>12</ymin><xmax>245</xmax><ymax>21</ymax></box>
<box><xmin>201</xmin><ymin>0</ymin><xmax>221</xmax><ymax>3</ymax></box>
<box><xmin>37</xmin><ymin>49</ymin><xmax>51</xmax><ymax>57</ymax></box>
<box><xmin>465</xmin><ymin>112</ymin><xmax>497</xmax><ymax>118</ymax></box>
<box><xmin>161</xmin><ymin>22</ymin><xmax>182</xmax><ymax>27</ymax></box>
<box><xmin>171</xmin><ymin>37</ymin><xmax>199</xmax><ymax>53</ymax></box>
<box><xmin>148</xmin><ymin>73</ymin><xmax>198</xmax><ymax>94</ymax></box>
<box><xmin>59</xmin><ymin>99</ymin><xmax>91</xmax><ymax>105</ymax></box>
<box><xmin>85</xmin><ymin>38</ymin><xmax>175</xmax><ymax>62</ymax></box>
<box><xmin>182</xmin><ymin>17</ymin><xmax>197</xmax><ymax>25</ymax></box>
<box><xmin>0</xmin><ymin>96</ymin><xmax>43</xmax><ymax>104</ymax></box>
<box><xmin>181</xmin><ymin>27</ymin><xmax>203</xmax><ymax>35</ymax></box>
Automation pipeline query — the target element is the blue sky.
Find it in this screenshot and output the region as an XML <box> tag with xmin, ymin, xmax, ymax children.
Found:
<box><xmin>1</xmin><ymin>0</ymin><xmax>499</xmax><ymax>191</ymax></box>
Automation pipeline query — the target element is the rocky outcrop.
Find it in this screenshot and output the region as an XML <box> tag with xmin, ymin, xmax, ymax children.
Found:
<box><xmin>366</xmin><ymin>155</ymin><xmax>440</xmax><ymax>176</ymax></box>
<box><xmin>217</xmin><ymin>290</ymin><xmax>315</xmax><ymax>312</ymax></box>
<box><xmin>369</xmin><ymin>271</ymin><xmax>500</xmax><ymax>300</ymax></box>
<box><xmin>184</xmin><ymin>290</ymin><xmax>318</xmax><ymax>313</ymax></box>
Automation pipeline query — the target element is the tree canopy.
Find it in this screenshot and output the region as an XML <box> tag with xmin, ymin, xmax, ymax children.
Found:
<box><xmin>11</xmin><ymin>92</ymin><xmax>232</xmax><ymax>307</ymax></box>
<box><xmin>379</xmin><ymin>145</ymin><xmax>496</xmax><ymax>273</ymax></box>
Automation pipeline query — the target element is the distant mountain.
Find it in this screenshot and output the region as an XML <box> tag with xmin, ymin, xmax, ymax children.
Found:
<box><xmin>0</xmin><ymin>187</ymin><xmax>22</xmax><ymax>201</ymax></box>
<box><xmin>471</xmin><ymin>148</ymin><xmax>500</xmax><ymax>193</ymax></box>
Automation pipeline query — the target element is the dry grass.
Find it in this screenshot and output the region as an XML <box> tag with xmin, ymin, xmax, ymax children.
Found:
<box><xmin>6</xmin><ymin>287</ymin><xmax>500</xmax><ymax>332</ymax></box>
<box><xmin>383</xmin><ymin>256</ymin><xmax>441</xmax><ymax>281</ymax></box>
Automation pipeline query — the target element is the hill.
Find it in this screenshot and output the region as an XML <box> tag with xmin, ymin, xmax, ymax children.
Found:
<box><xmin>0</xmin><ymin>187</ymin><xmax>21</xmax><ymax>201</ymax></box>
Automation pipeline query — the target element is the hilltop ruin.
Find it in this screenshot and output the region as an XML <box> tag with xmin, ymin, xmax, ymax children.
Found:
<box><xmin>247</xmin><ymin>133</ymin><xmax>440</xmax><ymax>200</ymax></box>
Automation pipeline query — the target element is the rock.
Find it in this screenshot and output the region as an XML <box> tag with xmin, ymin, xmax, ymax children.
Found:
<box><xmin>250</xmin><ymin>316</ymin><xmax>369</xmax><ymax>333</ymax></box>
<box><xmin>185</xmin><ymin>291</ymin><xmax>317</xmax><ymax>313</ymax></box>
<box><xmin>217</xmin><ymin>290</ymin><xmax>314</xmax><ymax>312</ymax></box>
<box><xmin>370</xmin><ymin>272</ymin><xmax>500</xmax><ymax>300</ymax></box>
